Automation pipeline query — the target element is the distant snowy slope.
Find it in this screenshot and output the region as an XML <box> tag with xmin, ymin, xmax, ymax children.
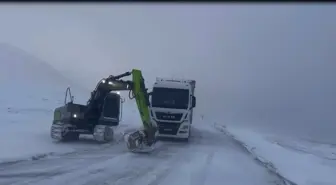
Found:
<box><xmin>0</xmin><ymin>43</ymin><xmax>90</xmax><ymax>162</ymax></box>
<box><xmin>0</xmin><ymin>43</ymin><xmax>71</xmax><ymax>85</ymax></box>
<box><xmin>0</xmin><ymin>43</ymin><xmax>88</xmax><ymax>108</ymax></box>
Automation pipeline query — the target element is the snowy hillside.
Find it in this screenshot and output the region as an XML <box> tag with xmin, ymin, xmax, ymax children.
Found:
<box><xmin>0</xmin><ymin>43</ymin><xmax>91</xmax><ymax>162</ymax></box>
<box><xmin>0</xmin><ymin>43</ymin><xmax>89</xmax><ymax>107</ymax></box>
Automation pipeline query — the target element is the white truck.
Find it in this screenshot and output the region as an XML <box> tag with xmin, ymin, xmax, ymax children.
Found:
<box><xmin>150</xmin><ymin>77</ymin><xmax>196</xmax><ymax>141</ymax></box>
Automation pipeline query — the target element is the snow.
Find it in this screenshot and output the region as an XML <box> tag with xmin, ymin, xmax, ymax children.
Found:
<box><xmin>0</xmin><ymin>121</ymin><xmax>282</xmax><ymax>185</ymax></box>
<box><xmin>223</xmin><ymin>124</ymin><xmax>336</xmax><ymax>185</ymax></box>
<box><xmin>0</xmin><ymin>85</ymin><xmax>140</xmax><ymax>163</ymax></box>
<box><xmin>0</xmin><ymin>43</ymin><xmax>92</xmax><ymax>162</ymax></box>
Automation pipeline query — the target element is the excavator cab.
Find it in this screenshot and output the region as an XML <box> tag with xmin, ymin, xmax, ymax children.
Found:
<box><xmin>99</xmin><ymin>92</ymin><xmax>123</xmax><ymax>126</ymax></box>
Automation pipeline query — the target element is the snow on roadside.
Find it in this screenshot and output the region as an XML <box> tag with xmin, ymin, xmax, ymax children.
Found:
<box><xmin>0</xmin><ymin>96</ymin><xmax>139</xmax><ymax>164</ymax></box>
<box><xmin>0</xmin><ymin>108</ymin><xmax>75</xmax><ymax>163</ymax></box>
<box><xmin>219</xmin><ymin>123</ymin><xmax>336</xmax><ymax>185</ymax></box>
<box><xmin>265</xmin><ymin>136</ymin><xmax>336</xmax><ymax>161</ymax></box>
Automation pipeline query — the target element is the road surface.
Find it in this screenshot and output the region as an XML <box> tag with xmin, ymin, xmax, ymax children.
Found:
<box><xmin>0</xmin><ymin>122</ymin><xmax>285</xmax><ymax>185</ymax></box>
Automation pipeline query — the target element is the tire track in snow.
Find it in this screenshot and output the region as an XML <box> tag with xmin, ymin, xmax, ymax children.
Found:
<box><xmin>46</xmin><ymin>141</ymin><xmax>184</xmax><ymax>185</ymax></box>
<box><xmin>2</xmin><ymin>149</ymin><xmax>128</xmax><ymax>185</ymax></box>
<box><xmin>0</xmin><ymin>127</ymin><xmax>127</xmax><ymax>169</ymax></box>
<box><xmin>0</xmin><ymin>140</ymin><xmax>184</xmax><ymax>185</ymax></box>
<box><xmin>0</xmin><ymin>122</ymin><xmax>287</xmax><ymax>185</ymax></box>
<box><xmin>0</xmin><ymin>137</ymin><xmax>128</xmax><ymax>185</ymax></box>
<box><xmin>136</xmin><ymin>147</ymin><xmax>187</xmax><ymax>185</ymax></box>
<box><xmin>77</xmin><ymin>145</ymin><xmax>171</xmax><ymax>185</ymax></box>
<box><xmin>190</xmin><ymin>150</ymin><xmax>215</xmax><ymax>185</ymax></box>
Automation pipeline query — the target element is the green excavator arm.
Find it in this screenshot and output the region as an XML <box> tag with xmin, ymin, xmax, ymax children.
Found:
<box><xmin>102</xmin><ymin>69</ymin><xmax>156</xmax><ymax>147</ymax></box>
<box><xmin>131</xmin><ymin>69</ymin><xmax>152</xmax><ymax>130</ymax></box>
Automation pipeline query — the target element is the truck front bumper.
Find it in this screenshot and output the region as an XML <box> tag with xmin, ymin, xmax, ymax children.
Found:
<box><xmin>156</xmin><ymin>125</ymin><xmax>190</xmax><ymax>139</ymax></box>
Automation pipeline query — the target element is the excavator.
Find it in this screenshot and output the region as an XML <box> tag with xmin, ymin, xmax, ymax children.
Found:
<box><xmin>50</xmin><ymin>69</ymin><xmax>157</xmax><ymax>153</ymax></box>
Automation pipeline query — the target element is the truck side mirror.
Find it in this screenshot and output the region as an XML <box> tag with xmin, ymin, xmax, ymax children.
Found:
<box><xmin>192</xmin><ymin>96</ymin><xmax>196</xmax><ymax>108</ymax></box>
<box><xmin>148</xmin><ymin>92</ymin><xmax>152</xmax><ymax>106</ymax></box>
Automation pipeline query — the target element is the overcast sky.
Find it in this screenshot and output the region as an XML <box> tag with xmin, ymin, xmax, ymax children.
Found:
<box><xmin>0</xmin><ymin>4</ymin><xmax>335</xmax><ymax>142</ymax></box>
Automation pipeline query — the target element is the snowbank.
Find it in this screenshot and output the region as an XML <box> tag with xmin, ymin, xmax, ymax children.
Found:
<box><xmin>0</xmin><ymin>89</ymin><xmax>88</xmax><ymax>163</ymax></box>
<box><xmin>0</xmin><ymin>100</ymin><xmax>140</xmax><ymax>163</ymax></box>
<box><xmin>220</xmin><ymin>124</ymin><xmax>336</xmax><ymax>185</ymax></box>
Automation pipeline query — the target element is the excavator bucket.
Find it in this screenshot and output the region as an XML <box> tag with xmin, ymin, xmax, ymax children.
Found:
<box><xmin>124</xmin><ymin>130</ymin><xmax>156</xmax><ymax>153</ymax></box>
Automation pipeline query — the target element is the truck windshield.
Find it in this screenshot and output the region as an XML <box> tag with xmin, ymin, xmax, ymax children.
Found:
<box><xmin>151</xmin><ymin>87</ymin><xmax>189</xmax><ymax>109</ymax></box>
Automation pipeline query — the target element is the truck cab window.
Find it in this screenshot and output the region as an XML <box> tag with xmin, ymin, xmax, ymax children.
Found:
<box><xmin>151</xmin><ymin>87</ymin><xmax>189</xmax><ymax>109</ymax></box>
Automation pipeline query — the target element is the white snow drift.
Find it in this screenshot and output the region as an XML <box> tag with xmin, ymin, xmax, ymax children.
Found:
<box><xmin>224</xmin><ymin>124</ymin><xmax>336</xmax><ymax>185</ymax></box>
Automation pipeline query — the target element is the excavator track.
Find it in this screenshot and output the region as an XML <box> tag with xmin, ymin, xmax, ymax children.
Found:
<box><xmin>50</xmin><ymin>122</ymin><xmax>79</xmax><ymax>142</ymax></box>
<box><xmin>93</xmin><ymin>125</ymin><xmax>114</xmax><ymax>143</ymax></box>
<box><xmin>51</xmin><ymin>123</ymin><xmax>114</xmax><ymax>143</ymax></box>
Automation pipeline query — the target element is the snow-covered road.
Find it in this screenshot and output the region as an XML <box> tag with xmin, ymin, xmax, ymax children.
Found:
<box><xmin>0</xmin><ymin>123</ymin><xmax>284</xmax><ymax>185</ymax></box>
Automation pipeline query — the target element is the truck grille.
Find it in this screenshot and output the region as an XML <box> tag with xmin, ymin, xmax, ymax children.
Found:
<box><xmin>157</xmin><ymin>121</ymin><xmax>181</xmax><ymax>135</ymax></box>
<box><xmin>155</xmin><ymin>112</ymin><xmax>183</xmax><ymax>121</ymax></box>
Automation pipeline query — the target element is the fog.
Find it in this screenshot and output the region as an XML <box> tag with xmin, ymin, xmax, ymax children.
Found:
<box><xmin>0</xmin><ymin>4</ymin><xmax>335</xmax><ymax>142</ymax></box>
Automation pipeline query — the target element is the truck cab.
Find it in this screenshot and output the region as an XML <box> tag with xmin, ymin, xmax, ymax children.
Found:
<box><xmin>150</xmin><ymin>78</ymin><xmax>196</xmax><ymax>141</ymax></box>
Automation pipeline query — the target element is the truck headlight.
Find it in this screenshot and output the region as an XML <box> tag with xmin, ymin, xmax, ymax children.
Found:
<box><xmin>182</xmin><ymin>125</ymin><xmax>189</xmax><ymax>130</ymax></box>
<box><xmin>73</xmin><ymin>114</ymin><xmax>77</xmax><ymax>118</ymax></box>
